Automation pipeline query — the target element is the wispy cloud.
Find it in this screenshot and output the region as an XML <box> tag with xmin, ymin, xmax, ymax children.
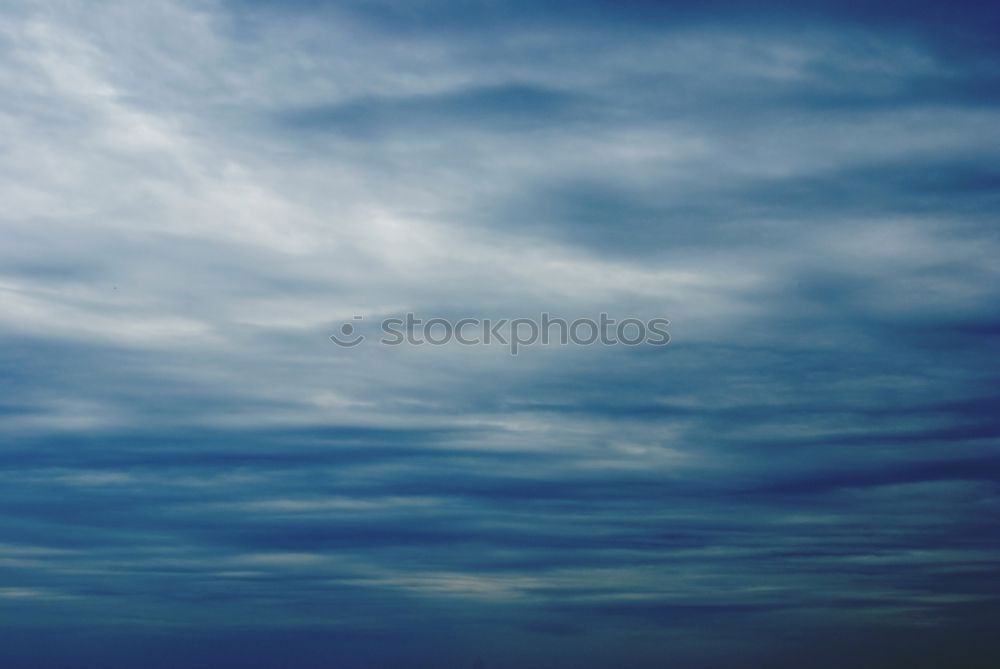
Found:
<box><xmin>1</xmin><ymin>1</ymin><xmax>998</xmax><ymax>667</ymax></box>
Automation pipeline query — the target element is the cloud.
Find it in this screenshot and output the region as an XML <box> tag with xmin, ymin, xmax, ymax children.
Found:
<box><xmin>1</xmin><ymin>0</ymin><xmax>998</xmax><ymax>667</ymax></box>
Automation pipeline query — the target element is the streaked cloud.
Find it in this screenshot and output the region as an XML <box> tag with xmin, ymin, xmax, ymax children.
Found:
<box><xmin>1</xmin><ymin>1</ymin><xmax>998</xmax><ymax>667</ymax></box>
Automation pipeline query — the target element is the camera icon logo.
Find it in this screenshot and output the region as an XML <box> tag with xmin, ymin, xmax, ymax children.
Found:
<box><xmin>330</xmin><ymin>315</ymin><xmax>366</xmax><ymax>347</ymax></box>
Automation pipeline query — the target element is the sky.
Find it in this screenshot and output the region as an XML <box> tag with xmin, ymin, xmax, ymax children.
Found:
<box><xmin>1</xmin><ymin>1</ymin><xmax>999</xmax><ymax>667</ymax></box>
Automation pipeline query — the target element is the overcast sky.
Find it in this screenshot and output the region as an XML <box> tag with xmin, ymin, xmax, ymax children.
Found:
<box><xmin>1</xmin><ymin>1</ymin><xmax>999</xmax><ymax>667</ymax></box>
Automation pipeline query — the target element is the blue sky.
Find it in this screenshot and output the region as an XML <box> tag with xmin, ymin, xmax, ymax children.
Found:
<box><xmin>1</xmin><ymin>1</ymin><xmax>999</xmax><ymax>667</ymax></box>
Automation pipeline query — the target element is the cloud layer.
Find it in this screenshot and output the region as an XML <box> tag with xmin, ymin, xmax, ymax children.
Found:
<box><xmin>1</xmin><ymin>1</ymin><xmax>998</xmax><ymax>667</ymax></box>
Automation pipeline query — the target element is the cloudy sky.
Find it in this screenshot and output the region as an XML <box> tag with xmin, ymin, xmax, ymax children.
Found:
<box><xmin>1</xmin><ymin>1</ymin><xmax>999</xmax><ymax>667</ymax></box>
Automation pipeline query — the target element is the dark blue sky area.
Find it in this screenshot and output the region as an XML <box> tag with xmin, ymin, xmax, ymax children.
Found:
<box><xmin>0</xmin><ymin>1</ymin><xmax>998</xmax><ymax>667</ymax></box>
